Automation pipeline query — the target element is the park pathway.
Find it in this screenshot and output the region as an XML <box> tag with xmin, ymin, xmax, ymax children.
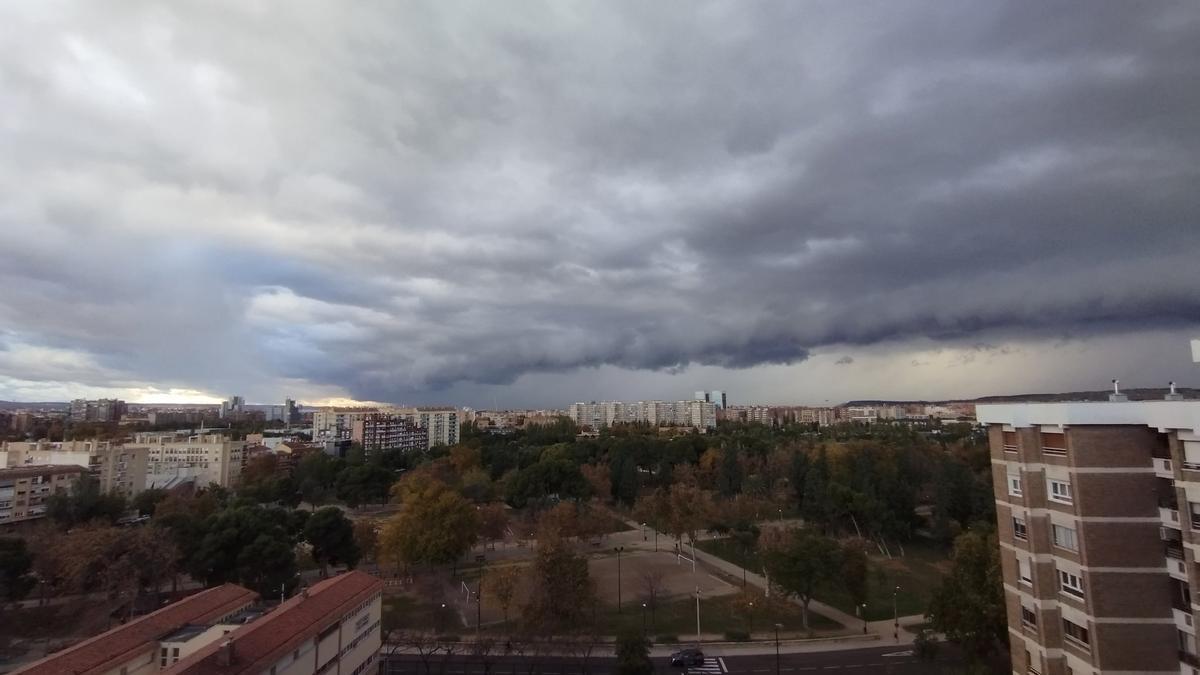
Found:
<box><xmin>604</xmin><ymin>513</ymin><xmax>920</xmax><ymax>646</ymax></box>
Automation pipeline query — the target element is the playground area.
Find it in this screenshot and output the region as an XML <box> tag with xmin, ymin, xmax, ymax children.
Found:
<box><xmin>587</xmin><ymin>550</ymin><xmax>736</xmax><ymax>605</ymax></box>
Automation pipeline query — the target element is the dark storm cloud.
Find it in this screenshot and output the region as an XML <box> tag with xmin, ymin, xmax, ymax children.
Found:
<box><xmin>0</xmin><ymin>1</ymin><xmax>1197</xmax><ymax>403</ymax></box>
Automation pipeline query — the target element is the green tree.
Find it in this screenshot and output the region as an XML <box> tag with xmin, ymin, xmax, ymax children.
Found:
<box><xmin>294</xmin><ymin>452</ymin><xmax>342</xmax><ymax>510</ymax></box>
<box><xmin>927</xmin><ymin>528</ymin><xmax>1006</xmax><ymax>660</ymax></box>
<box><xmin>353</xmin><ymin>519</ymin><xmax>380</xmax><ymax>564</ymax></box>
<box><xmin>762</xmin><ymin>529</ymin><xmax>842</xmax><ymax>631</ymax></box>
<box><xmin>0</xmin><ymin>537</ymin><xmax>35</xmax><ymax>602</ymax></box>
<box><xmin>381</xmin><ymin>483</ymin><xmax>480</xmax><ymax>568</ymax></box>
<box><xmin>800</xmin><ymin>448</ymin><xmax>831</xmax><ymax>531</ymax></box>
<box><xmin>614</xmin><ymin>628</ymin><xmax>653</xmax><ymax>675</ymax></box>
<box><xmin>131</xmin><ymin>488</ymin><xmax>169</xmax><ymax>516</ymax></box>
<box><xmin>483</xmin><ymin>565</ymin><xmax>521</xmax><ymax>627</ymax></box>
<box><xmin>188</xmin><ymin>505</ymin><xmax>299</xmax><ymax>595</ymax></box>
<box><xmin>335</xmin><ymin>464</ymin><xmax>394</xmax><ymax>508</ymax></box>
<box><xmin>304</xmin><ymin>507</ymin><xmax>361</xmax><ymax>574</ymax></box>
<box><xmin>841</xmin><ymin>539</ymin><xmax>870</xmax><ymax>610</ymax></box>
<box><xmin>521</xmin><ymin>537</ymin><xmax>595</xmax><ymax>634</ymax></box>
<box><xmin>716</xmin><ymin>447</ymin><xmax>743</xmax><ymax>498</ymax></box>
<box><xmin>45</xmin><ymin>474</ymin><xmax>127</xmax><ymax>527</ymax></box>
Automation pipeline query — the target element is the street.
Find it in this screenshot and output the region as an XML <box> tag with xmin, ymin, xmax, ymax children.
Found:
<box><xmin>381</xmin><ymin>644</ymin><xmax>963</xmax><ymax>674</ymax></box>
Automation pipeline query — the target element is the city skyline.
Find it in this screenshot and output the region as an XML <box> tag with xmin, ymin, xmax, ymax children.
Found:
<box><xmin>1</xmin><ymin>3</ymin><xmax>1198</xmax><ymax>409</ymax></box>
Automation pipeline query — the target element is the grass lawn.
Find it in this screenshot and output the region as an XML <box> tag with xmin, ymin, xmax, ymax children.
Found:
<box><xmin>598</xmin><ymin>593</ymin><xmax>840</xmax><ymax>638</ymax></box>
<box><xmin>816</xmin><ymin>540</ymin><xmax>951</xmax><ymax>621</ymax></box>
<box><xmin>383</xmin><ymin>593</ymin><xmax>466</xmax><ymax>634</ymax></box>
<box><xmin>696</xmin><ymin>537</ymin><xmax>951</xmax><ymax>622</ymax></box>
<box><xmin>696</xmin><ymin>538</ymin><xmax>762</xmax><ymax>572</ymax></box>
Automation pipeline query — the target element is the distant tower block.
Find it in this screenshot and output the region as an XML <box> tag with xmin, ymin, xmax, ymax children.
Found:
<box><xmin>1192</xmin><ymin>339</ymin><xmax>1200</xmax><ymax>363</ymax></box>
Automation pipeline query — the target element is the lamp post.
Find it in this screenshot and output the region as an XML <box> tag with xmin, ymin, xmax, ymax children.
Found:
<box><xmin>774</xmin><ymin>623</ymin><xmax>783</xmax><ymax>675</ymax></box>
<box><xmin>641</xmin><ymin>522</ymin><xmax>647</xmax><ymax>541</ymax></box>
<box><xmin>777</xmin><ymin>508</ymin><xmax>783</xmax><ymax>522</ymax></box>
<box><xmin>861</xmin><ymin>603</ymin><xmax>867</xmax><ymax>634</ymax></box>
<box><xmin>695</xmin><ymin>587</ymin><xmax>702</xmax><ymax>645</ymax></box>
<box><xmin>893</xmin><ymin>586</ymin><xmax>900</xmax><ymax>642</ymax></box>
<box><xmin>748</xmin><ymin>601</ymin><xmax>755</xmax><ymax>635</ymax></box>
<box><xmin>641</xmin><ymin>602</ymin><xmax>647</xmax><ymax>636</ymax></box>
<box><xmin>439</xmin><ymin>602</ymin><xmax>447</xmax><ymax>634</ymax></box>
<box><xmin>615</xmin><ymin>546</ymin><xmax>625</xmax><ymax>613</ymax></box>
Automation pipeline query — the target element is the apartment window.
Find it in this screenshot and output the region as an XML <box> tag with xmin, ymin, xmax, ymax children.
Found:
<box><xmin>1013</xmin><ymin>516</ymin><xmax>1028</xmax><ymax>541</ymax></box>
<box><xmin>1026</xmin><ymin>648</ymin><xmax>1041</xmax><ymax>675</ymax></box>
<box><xmin>1021</xmin><ymin>605</ymin><xmax>1038</xmax><ymax>628</ymax></box>
<box><xmin>1008</xmin><ymin>470</ymin><xmax>1023</xmax><ymax>497</ymax></box>
<box><xmin>1190</xmin><ymin>503</ymin><xmax>1200</xmax><ymax>530</ymax></box>
<box><xmin>1048</xmin><ymin>479</ymin><xmax>1073</xmax><ymax>505</ymax></box>
<box><xmin>1184</xmin><ymin>442</ymin><xmax>1200</xmax><ymax>470</ymax></box>
<box><xmin>1180</xmin><ymin>629</ymin><xmax>1198</xmax><ymax>657</ymax></box>
<box><xmin>1041</xmin><ymin>432</ymin><xmax>1067</xmax><ymax>455</ymax></box>
<box><xmin>1053</xmin><ymin>524</ymin><xmax>1079</xmax><ymax>552</ymax></box>
<box><xmin>1062</xmin><ymin>618</ymin><xmax>1090</xmax><ymax>648</ymax></box>
<box><xmin>1018</xmin><ymin>557</ymin><xmax>1033</xmax><ymax>585</ymax></box>
<box><xmin>1003</xmin><ymin>431</ymin><xmax>1019</xmax><ymax>452</ymax></box>
<box><xmin>1058</xmin><ymin>569</ymin><xmax>1084</xmax><ymax>598</ymax></box>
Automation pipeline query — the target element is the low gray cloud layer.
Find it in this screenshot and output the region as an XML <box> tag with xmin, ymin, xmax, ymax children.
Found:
<box><xmin>1</xmin><ymin>2</ymin><xmax>1198</xmax><ymax>405</ymax></box>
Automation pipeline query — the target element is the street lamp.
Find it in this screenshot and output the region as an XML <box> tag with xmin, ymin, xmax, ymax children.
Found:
<box><xmin>614</xmin><ymin>546</ymin><xmax>625</xmax><ymax>613</ymax></box>
<box><xmin>641</xmin><ymin>522</ymin><xmax>647</xmax><ymax>541</ymax></box>
<box><xmin>860</xmin><ymin>603</ymin><xmax>867</xmax><ymax>634</ymax></box>
<box><xmin>695</xmin><ymin>587</ymin><xmax>702</xmax><ymax>645</ymax></box>
<box><xmin>774</xmin><ymin>623</ymin><xmax>783</xmax><ymax>675</ymax></box>
<box><xmin>893</xmin><ymin>586</ymin><xmax>900</xmax><ymax>642</ymax></box>
<box><xmin>748</xmin><ymin>601</ymin><xmax>755</xmax><ymax>635</ymax></box>
<box><xmin>777</xmin><ymin>508</ymin><xmax>783</xmax><ymax>522</ymax></box>
<box><xmin>641</xmin><ymin>602</ymin><xmax>647</xmax><ymax>636</ymax></box>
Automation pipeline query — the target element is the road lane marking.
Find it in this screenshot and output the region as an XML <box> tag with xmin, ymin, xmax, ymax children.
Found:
<box><xmin>719</xmin><ymin>657</ymin><xmax>728</xmax><ymax>673</ymax></box>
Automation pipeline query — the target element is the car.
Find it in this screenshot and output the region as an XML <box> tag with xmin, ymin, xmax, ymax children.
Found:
<box><xmin>669</xmin><ymin>648</ymin><xmax>705</xmax><ymax>667</ymax></box>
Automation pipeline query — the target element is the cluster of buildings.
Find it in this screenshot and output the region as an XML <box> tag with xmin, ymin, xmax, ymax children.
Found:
<box><xmin>567</xmin><ymin>399</ymin><xmax>718</xmax><ymax>431</ymax></box>
<box><xmin>0</xmin><ymin>433</ymin><xmax>251</xmax><ymax>527</ymax></box>
<box><xmin>69</xmin><ymin>397</ymin><xmax>128</xmax><ymax>423</ymax></box>
<box><xmin>719</xmin><ymin>402</ymin><xmax>976</xmax><ymax>426</ymax></box>
<box><xmin>14</xmin><ymin>570</ymin><xmax>382</xmax><ymax>675</ymax></box>
<box><xmin>311</xmin><ymin>406</ymin><xmax>460</xmax><ymax>453</ymax></box>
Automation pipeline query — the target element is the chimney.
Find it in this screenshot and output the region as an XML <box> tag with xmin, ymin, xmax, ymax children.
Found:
<box><xmin>1166</xmin><ymin>382</ymin><xmax>1184</xmax><ymax>401</ymax></box>
<box><xmin>217</xmin><ymin>640</ymin><xmax>235</xmax><ymax>667</ymax></box>
<box><xmin>1108</xmin><ymin>379</ymin><xmax>1128</xmax><ymax>402</ymax></box>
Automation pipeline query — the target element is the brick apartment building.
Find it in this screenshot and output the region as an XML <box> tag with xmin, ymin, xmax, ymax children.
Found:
<box><xmin>0</xmin><ymin>464</ymin><xmax>84</xmax><ymax>529</ymax></box>
<box><xmin>980</xmin><ymin>397</ymin><xmax>1200</xmax><ymax>675</ymax></box>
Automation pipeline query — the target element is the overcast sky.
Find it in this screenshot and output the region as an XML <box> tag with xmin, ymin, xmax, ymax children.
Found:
<box><xmin>2</xmin><ymin>2</ymin><xmax>1199</xmax><ymax>408</ymax></box>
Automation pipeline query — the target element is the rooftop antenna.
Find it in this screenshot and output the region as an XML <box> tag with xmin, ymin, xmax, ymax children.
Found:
<box><xmin>1109</xmin><ymin>379</ymin><xmax>1128</xmax><ymax>402</ymax></box>
<box><xmin>1166</xmin><ymin>381</ymin><xmax>1184</xmax><ymax>401</ymax></box>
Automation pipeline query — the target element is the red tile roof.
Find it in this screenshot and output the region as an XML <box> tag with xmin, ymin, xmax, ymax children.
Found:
<box><xmin>165</xmin><ymin>571</ymin><xmax>383</xmax><ymax>675</ymax></box>
<box><xmin>15</xmin><ymin>584</ymin><xmax>257</xmax><ymax>675</ymax></box>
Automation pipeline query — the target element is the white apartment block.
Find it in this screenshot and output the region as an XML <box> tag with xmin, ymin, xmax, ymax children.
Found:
<box><xmin>394</xmin><ymin>408</ymin><xmax>460</xmax><ymax>447</ymax></box>
<box><xmin>311</xmin><ymin>410</ymin><xmax>376</xmax><ymax>443</ymax></box>
<box><xmin>2</xmin><ymin>440</ymin><xmax>148</xmax><ymax>497</ymax></box>
<box><xmin>125</xmin><ymin>433</ymin><xmax>245</xmax><ymax>490</ymax></box>
<box><xmin>567</xmin><ymin>400</ymin><xmax>716</xmax><ymax>430</ymax></box>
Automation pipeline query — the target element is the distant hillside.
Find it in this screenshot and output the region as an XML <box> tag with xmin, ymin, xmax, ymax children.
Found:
<box><xmin>845</xmin><ymin>387</ymin><xmax>1200</xmax><ymax>407</ymax></box>
<box><xmin>0</xmin><ymin>400</ymin><xmax>69</xmax><ymax>411</ymax></box>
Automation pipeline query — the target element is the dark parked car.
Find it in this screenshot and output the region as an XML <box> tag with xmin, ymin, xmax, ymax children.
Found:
<box><xmin>669</xmin><ymin>649</ymin><xmax>705</xmax><ymax>667</ymax></box>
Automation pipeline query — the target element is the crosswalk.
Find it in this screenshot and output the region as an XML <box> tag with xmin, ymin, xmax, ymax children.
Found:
<box><xmin>688</xmin><ymin>656</ymin><xmax>727</xmax><ymax>674</ymax></box>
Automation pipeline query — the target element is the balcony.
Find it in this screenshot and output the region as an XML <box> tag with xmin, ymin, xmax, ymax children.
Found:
<box><xmin>1167</xmin><ymin>542</ymin><xmax>1186</xmax><ymax>560</ymax></box>
<box><xmin>1162</xmin><ymin>506</ymin><xmax>1182</xmax><ymax>526</ymax></box>
<box><xmin>1180</xmin><ymin>651</ymin><xmax>1200</xmax><ymax>668</ymax></box>
<box><xmin>1156</xmin><ymin>457</ymin><xmax>1175</xmax><ymax>478</ymax></box>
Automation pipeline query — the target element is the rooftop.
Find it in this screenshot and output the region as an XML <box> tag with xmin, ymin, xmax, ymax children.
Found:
<box><xmin>15</xmin><ymin>584</ymin><xmax>257</xmax><ymax>675</ymax></box>
<box><xmin>165</xmin><ymin>571</ymin><xmax>382</xmax><ymax>675</ymax></box>
<box><xmin>0</xmin><ymin>464</ymin><xmax>85</xmax><ymax>480</ymax></box>
<box><xmin>977</xmin><ymin>399</ymin><xmax>1200</xmax><ymax>435</ymax></box>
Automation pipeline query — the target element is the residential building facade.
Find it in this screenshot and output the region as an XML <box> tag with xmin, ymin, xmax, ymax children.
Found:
<box><xmin>980</xmin><ymin>399</ymin><xmax>1200</xmax><ymax>675</ymax></box>
<box><xmin>167</xmin><ymin>571</ymin><xmax>383</xmax><ymax>675</ymax></box>
<box><xmin>311</xmin><ymin>410</ymin><xmax>377</xmax><ymax>443</ymax></box>
<box><xmin>0</xmin><ymin>465</ymin><xmax>84</xmax><ymax>527</ymax></box>
<box><xmin>350</xmin><ymin>414</ymin><xmax>429</xmax><ymax>454</ymax></box>
<box><xmin>567</xmin><ymin>400</ymin><xmax>717</xmax><ymax>430</ymax></box>
<box><xmin>3</xmin><ymin>440</ymin><xmax>148</xmax><ymax>497</ymax></box>
<box><xmin>69</xmin><ymin>398</ymin><xmax>127</xmax><ymax>423</ymax></box>
<box><xmin>126</xmin><ymin>433</ymin><xmax>245</xmax><ymax>490</ymax></box>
